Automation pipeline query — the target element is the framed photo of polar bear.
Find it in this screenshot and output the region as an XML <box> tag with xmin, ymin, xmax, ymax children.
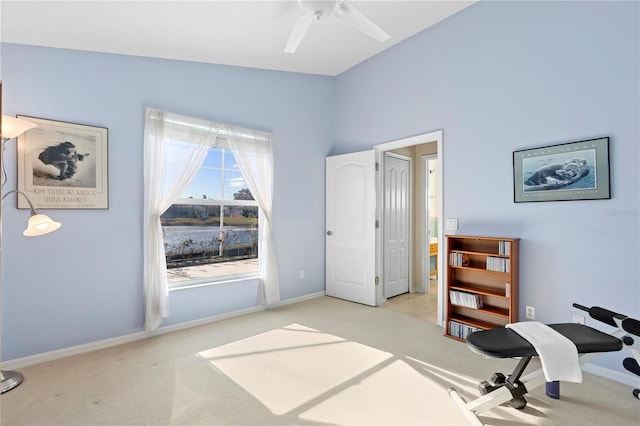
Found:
<box><xmin>513</xmin><ymin>137</ymin><xmax>610</xmax><ymax>203</ymax></box>
<box><xmin>16</xmin><ymin>116</ymin><xmax>108</xmax><ymax>209</ymax></box>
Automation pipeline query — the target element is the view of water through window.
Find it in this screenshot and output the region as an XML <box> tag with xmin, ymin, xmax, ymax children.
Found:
<box><xmin>161</xmin><ymin>147</ymin><xmax>259</xmax><ymax>283</ymax></box>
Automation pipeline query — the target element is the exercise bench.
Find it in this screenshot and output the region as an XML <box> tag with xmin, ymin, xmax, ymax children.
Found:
<box><xmin>449</xmin><ymin>303</ymin><xmax>640</xmax><ymax>420</ymax></box>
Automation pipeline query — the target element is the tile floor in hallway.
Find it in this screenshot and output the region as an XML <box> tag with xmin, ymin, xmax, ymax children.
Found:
<box><xmin>382</xmin><ymin>278</ymin><xmax>439</xmax><ymax>324</ymax></box>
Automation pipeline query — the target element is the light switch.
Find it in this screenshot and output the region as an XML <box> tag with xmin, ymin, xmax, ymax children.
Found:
<box><xmin>446</xmin><ymin>218</ymin><xmax>459</xmax><ymax>230</ymax></box>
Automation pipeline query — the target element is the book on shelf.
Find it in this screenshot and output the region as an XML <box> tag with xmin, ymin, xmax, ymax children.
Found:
<box><xmin>449</xmin><ymin>252</ymin><xmax>470</xmax><ymax>267</ymax></box>
<box><xmin>486</xmin><ymin>256</ymin><xmax>510</xmax><ymax>272</ymax></box>
<box><xmin>498</xmin><ymin>240</ymin><xmax>511</xmax><ymax>255</ymax></box>
<box><xmin>449</xmin><ymin>290</ymin><xmax>483</xmax><ymax>309</ymax></box>
<box><xmin>448</xmin><ymin>321</ymin><xmax>481</xmax><ymax>340</ymax></box>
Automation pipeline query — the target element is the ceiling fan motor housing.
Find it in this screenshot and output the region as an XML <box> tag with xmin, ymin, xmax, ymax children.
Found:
<box><xmin>285</xmin><ymin>0</ymin><xmax>388</xmax><ymax>54</ymax></box>
<box><xmin>299</xmin><ymin>0</ymin><xmax>338</xmax><ymax>20</ymax></box>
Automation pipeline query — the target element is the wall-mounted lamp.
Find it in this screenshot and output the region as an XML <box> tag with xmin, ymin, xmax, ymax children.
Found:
<box><xmin>1</xmin><ymin>115</ymin><xmax>36</xmax><ymax>187</ymax></box>
<box><xmin>1</xmin><ymin>115</ymin><xmax>36</xmax><ymax>140</ymax></box>
<box><xmin>2</xmin><ymin>189</ymin><xmax>62</xmax><ymax>236</ymax></box>
<box><xmin>1</xmin><ymin>115</ymin><xmax>62</xmax><ymax>393</ymax></box>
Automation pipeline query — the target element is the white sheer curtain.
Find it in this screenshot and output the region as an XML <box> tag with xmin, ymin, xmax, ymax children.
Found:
<box><xmin>143</xmin><ymin>108</ymin><xmax>279</xmax><ymax>331</ymax></box>
<box><xmin>224</xmin><ymin>126</ymin><xmax>280</xmax><ymax>306</ymax></box>
<box><xmin>143</xmin><ymin>108</ymin><xmax>220</xmax><ymax>331</ymax></box>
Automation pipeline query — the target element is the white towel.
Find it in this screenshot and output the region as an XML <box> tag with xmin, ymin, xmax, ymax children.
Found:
<box><xmin>506</xmin><ymin>321</ymin><xmax>582</xmax><ymax>383</ymax></box>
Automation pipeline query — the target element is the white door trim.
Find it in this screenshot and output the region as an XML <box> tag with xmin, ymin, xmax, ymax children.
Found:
<box><xmin>421</xmin><ymin>154</ymin><xmax>438</xmax><ymax>294</ymax></box>
<box><xmin>374</xmin><ymin>130</ymin><xmax>444</xmax><ymax>326</ymax></box>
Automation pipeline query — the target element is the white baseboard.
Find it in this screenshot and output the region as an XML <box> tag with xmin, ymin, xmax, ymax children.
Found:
<box><xmin>268</xmin><ymin>291</ymin><xmax>325</xmax><ymax>308</ymax></box>
<box><xmin>2</xmin><ymin>330</ymin><xmax>149</xmax><ymax>371</ymax></box>
<box><xmin>2</xmin><ymin>292</ymin><xmax>326</xmax><ymax>371</ymax></box>
<box><xmin>153</xmin><ymin>305</ymin><xmax>265</xmax><ymax>337</ymax></box>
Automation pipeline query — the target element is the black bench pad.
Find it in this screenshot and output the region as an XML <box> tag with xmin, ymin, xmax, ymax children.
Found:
<box><xmin>466</xmin><ymin>323</ymin><xmax>622</xmax><ymax>358</ymax></box>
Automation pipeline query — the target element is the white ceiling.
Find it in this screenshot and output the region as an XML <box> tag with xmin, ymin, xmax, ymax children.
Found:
<box><xmin>0</xmin><ymin>1</ymin><xmax>476</xmax><ymax>76</ymax></box>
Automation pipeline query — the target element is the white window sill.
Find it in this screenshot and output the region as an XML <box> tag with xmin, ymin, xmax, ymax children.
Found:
<box><xmin>169</xmin><ymin>273</ymin><xmax>260</xmax><ymax>291</ymax></box>
<box><xmin>167</xmin><ymin>258</ymin><xmax>260</xmax><ymax>291</ymax></box>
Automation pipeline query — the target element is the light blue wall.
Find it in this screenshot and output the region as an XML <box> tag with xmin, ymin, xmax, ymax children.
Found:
<box><xmin>334</xmin><ymin>0</ymin><xmax>639</xmax><ymax>372</ymax></box>
<box><xmin>0</xmin><ymin>44</ymin><xmax>333</xmax><ymax>360</ymax></box>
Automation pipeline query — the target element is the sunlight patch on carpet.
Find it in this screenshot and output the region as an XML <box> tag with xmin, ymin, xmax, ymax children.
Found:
<box><xmin>199</xmin><ymin>323</ymin><xmax>392</xmax><ymax>416</ymax></box>
<box><xmin>300</xmin><ymin>359</ymin><xmax>471</xmax><ymax>425</ymax></box>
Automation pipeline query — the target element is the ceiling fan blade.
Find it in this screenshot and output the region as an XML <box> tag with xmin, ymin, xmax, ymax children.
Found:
<box><xmin>285</xmin><ymin>13</ymin><xmax>315</xmax><ymax>54</ymax></box>
<box><xmin>335</xmin><ymin>0</ymin><xmax>390</xmax><ymax>43</ymax></box>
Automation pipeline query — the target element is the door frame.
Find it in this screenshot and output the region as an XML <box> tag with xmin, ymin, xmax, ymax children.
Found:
<box><xmin>374</xmin><ymin>130</ymin><xmax>444</xmax><ymax>326</ymax></box>
<box><xmin>422</xmin><ymin>153</ymin><xmax>438</xmax><ymax>293</ymax></box>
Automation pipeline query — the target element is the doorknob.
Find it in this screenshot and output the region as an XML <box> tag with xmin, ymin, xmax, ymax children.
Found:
<box><xmin>326</xmin><ymin>231</ymin><xmax>333</xmax><ymax>236</ymax></box>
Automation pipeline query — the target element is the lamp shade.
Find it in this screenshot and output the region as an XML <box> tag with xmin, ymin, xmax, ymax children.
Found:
<box><xmin>1</xmin><ymin>115</ymin><xmax>36</xmax><ymax>139</ymax></box>
<box><xmin>23</xmin><ymin>213</ymin><xmax>62</xmax><ymax>237</ymax></box>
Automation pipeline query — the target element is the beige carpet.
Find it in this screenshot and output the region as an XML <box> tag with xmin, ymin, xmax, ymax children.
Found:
<box><xmin>1</xmin><ymin>296</ymin><xmax>638</xmax><ymax>425</ymax></box>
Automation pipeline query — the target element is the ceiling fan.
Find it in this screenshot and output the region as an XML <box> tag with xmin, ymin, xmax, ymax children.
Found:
<box><xmin>284</xmin><ymin>0</ymin><xmax>390</xmax><ymax>54</ymax></box>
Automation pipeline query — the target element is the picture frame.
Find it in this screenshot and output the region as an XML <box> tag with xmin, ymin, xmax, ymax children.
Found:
<box><xmin>16</xmin><ymin>116</ymin><xmax>108</xmax><ymax>209</ymax></box>
<box><xmin>513</xmin><ymin>137</ymin><xmax>610</xmax><ymax>203</ymax></box>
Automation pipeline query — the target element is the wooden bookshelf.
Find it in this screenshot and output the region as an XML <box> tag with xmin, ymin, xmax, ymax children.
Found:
<box><xmin>445</xmin><ymin>235</ymin><xmax>519</xmax><ymax>341</ymax></box>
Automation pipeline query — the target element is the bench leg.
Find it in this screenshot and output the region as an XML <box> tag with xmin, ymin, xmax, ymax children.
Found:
<box><xmin>451</xmin><ymin>350</ymin><xmax>608</xmax><ymax>417</ymax></box>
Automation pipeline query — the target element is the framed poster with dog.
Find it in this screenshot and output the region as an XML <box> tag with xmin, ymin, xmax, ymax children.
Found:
<box><xmin>16</xmin><ymin>116</ymin><xmax>108</xmax><ymax>209</ymax></box>
<box><xmin>513</xmin><ymin>137</ymin><xmax>610</xmax><ymax>203</ymax></box>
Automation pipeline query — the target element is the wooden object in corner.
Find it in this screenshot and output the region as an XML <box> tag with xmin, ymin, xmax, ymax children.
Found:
<box><xmin>445</xmin><ymin>235</ymin><xmax>519</xmax><ymax>341</ymax></box>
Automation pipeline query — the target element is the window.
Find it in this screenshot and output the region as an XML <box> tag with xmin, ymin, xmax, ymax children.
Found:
<box><xmin>144</xmin><ymin>108</ymin><xmax>279</xmax><ymax>331</ymax></box>
<box><xmin>161</xmin><ymin>147</ymin><xmax>259</xmax><ymax>286</ymax></box>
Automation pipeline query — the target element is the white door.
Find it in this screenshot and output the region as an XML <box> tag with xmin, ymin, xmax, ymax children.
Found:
<box><xmin>326</xmin><ymin>150</ymin><xmax>376</xmax><ymax>306</ymax></box>
<box><xmin>383</xmin><ymin>153</ymin><xmax>411</xmax><ymax>298</ymax></box>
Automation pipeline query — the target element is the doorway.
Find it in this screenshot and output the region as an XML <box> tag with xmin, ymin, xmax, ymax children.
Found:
<box><xmin>324</xmin><ymin>130</ymin><xmax>444</xmax><ymax>324</ymax></box>
<box><xmin>376</xmin><ymin>131</ymin><xmax>443</xmax><ymax>326</ymax></box>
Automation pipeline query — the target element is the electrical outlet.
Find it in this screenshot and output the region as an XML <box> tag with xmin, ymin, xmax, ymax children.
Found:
<box><xmin>446</xmin><ymin>218</ymin><xmax>459</xmax><ymax>230</ymax></box>
<box><xmin>299</xmin><ymin>270</ymin><xmax>305</xmax><ymax>280</ymax></box>
<box><xmin>572</xmin><ymin>315</ymin><xmax>585</xmax><ymax>324</ymax></box>
<box><xmin>525</xmin><ymin>305</ymin><xmax>535</xmax><ymax>320</ymax></box>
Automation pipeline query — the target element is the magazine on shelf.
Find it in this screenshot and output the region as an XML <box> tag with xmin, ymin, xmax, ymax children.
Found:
<box><xmin>449</xmin><ymin>289</ymin><xmax>483</xmax><ymax>309</ymax></box>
